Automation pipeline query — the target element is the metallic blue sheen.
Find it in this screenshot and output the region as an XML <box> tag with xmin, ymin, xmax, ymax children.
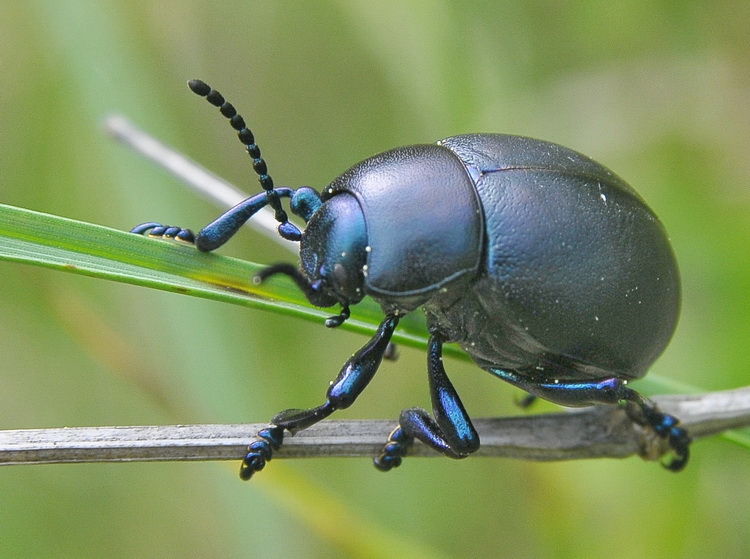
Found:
<box><xmin>488</xmin><ymin>368</ymin><xmax>630</xmax><ymax>407</ymax></box>
<box><xmin>195</xmin><ymin>188</ymin><xmax>295</xmax><ymax>251</ymax></box>
<box><xmin>132</xmin><ymin>80</ymin><xmax>691</xmax><ymax>477</ymax></box>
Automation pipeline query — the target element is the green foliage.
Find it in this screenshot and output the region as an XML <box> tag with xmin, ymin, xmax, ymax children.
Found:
<box><xmin>0</xmin><ymin>202</ymin><xmax>438</xmax><ymax>353</ymax></box>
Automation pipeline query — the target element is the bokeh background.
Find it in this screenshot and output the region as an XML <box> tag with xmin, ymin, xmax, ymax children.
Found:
<box><xmin>1</xmin><ymin>2</ymin><xmax>749</xmax><ymax>557</ymax></box>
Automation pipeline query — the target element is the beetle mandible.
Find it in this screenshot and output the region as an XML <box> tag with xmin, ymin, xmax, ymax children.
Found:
<box><xmin>133</xmin><ymin>80</ymin><xmax>690</xmax><ymax>479</ymax></box>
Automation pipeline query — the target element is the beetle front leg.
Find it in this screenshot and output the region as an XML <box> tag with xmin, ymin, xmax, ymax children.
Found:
<box><xmin>130</xmin><ymin>222</ymin><xmax>196</xmax><ymax>243</ymax></box>
<box><xmin>240</xmin><ymin>314</ymin><xmax>399</xmax><ymax>480</ymax></box>
<box><xmin>131</xmin><ymin>188</ymin><xmax>300</xmax><ymax>250</ymax></box>
<box><xmin>374</xmin><ymin>333</ymin><xmax>479</xmax><ymax>471</ymax></box>
<box><xmin>195</xmin><ymin>188</ymin><xmax>298</xmax><ymax>250</ymax></box>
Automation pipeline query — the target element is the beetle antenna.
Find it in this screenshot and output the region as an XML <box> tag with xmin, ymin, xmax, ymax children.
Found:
<box><xmin>187</xmin><ymin>79</ymin><xmax>300</xmax><ymax>241</ymax></box>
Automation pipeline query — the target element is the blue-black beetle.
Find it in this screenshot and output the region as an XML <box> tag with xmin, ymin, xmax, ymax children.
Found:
<box><xmin>134</xmin><ymin>80</ymin><xmax>690</xmax><ymax>479</ymax></box>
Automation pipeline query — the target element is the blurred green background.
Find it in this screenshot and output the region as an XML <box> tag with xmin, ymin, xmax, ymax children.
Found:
<box><xmin>1</xmin><ymin>1</ymin><xmax>749</xmax><ymax>557</ymax></box>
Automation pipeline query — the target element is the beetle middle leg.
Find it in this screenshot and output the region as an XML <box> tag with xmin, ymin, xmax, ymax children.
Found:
<box><xmin>239</xmin><ymin>314</ymin><xmax>399</xmax><ymax>480</ymax></box>
<box><xmin>374</xmin><ymin>333</ymin><xmax>480</xmax><ymax>471</ymax></box>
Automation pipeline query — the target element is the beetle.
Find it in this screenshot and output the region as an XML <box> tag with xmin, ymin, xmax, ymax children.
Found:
<box><xmin>133</xmin><ymin>79</ymin><xmax>690</xmax><ymax>480</ymax></box>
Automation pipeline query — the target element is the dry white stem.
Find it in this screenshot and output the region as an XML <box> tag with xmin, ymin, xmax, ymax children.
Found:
<box><xmin>1</xmin><ymin>388</ymin><xmax>748</xmax><ymax>467</ymax></box>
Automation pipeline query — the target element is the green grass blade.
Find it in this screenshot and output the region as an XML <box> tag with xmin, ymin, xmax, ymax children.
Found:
<box><xmin>1</xmin><ymin>202</ymin><xmax>747</xmax><ymax>453</ymax></box>
<box><xmin>0</xmin><ymin>202</ymin><xmax>434</xmax><ymax>350</ymax></box>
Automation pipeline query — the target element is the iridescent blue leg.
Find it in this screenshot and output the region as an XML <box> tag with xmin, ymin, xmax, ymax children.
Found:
<box><xmin>131</xmin><ymin>188</ymin><xmax>298</xmax><ymax>248</ymax></box>
<box><xmin>489</xmin><ymin>368</ymin><xmax>691</xmax><ymax>471</ymax></box>
<box><xmin>374</xmin><ymin>333</ymin><xmax>479</xmax><ymax>471</ymax></box>
<box><xmin>240</xmin><ymin>315</ymin><xmax>399</xmax><ymax>480</ymax></box>
<box><xmin>194</xmin><ymin>189</ymin><xmax>296</xmax><ymax>251</ymax></box>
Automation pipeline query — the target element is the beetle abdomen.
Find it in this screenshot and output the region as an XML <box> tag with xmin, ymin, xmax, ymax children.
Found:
<box><xmin>439</xmin><ymin>134</ymin><xmax>680</xmax><ymax>379</ymax></box>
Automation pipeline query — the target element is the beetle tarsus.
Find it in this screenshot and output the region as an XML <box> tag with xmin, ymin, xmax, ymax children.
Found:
<box><xmin>240</xmin><ymin>426</ymin><xmax>284</xmax><ymax>481</ymax></box>
<box><xmin>325</xmin><ymin>305</ymin><xmax>350</xmax><ymax>328</ymax></box>
<box><xmin>625</xmin><ymin>400</ymin><xmax>692</xmax><ymax>472</ymax></box>
<box><xmin>664</xmin><ymin>425</ymin><xmax>691</xmax><ymax>472</ymax></box>
<box><xmin>131</xmin><ymin>222</ymin><xmax>196</xmax><ymax>243</ymax></box>
<box><xmin>374</xmin><ymin>333</ymin><xmax>480</xmax><ymax>469</ymax></box>
<box><xmin>373</xmin><ymin>427</ymin><xmax>413</xmax><ymax>471</ymax></box>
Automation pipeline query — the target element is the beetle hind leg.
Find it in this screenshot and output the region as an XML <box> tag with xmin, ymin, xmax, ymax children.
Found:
<box><xmin>621</xmin><ymin>396</ymin><xmax>691</xmax><ymax>472</ymax></box>
<box><xmin>374</xmin><ymin>333</ymin><xmax>479</xmax><ymax>471</ymax></box>
<box><xmin>489</xmin><ymin>368</ymin><xmax>691</xmax><ymax>471</ymax></box>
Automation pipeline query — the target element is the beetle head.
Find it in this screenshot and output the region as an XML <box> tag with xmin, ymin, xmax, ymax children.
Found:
<box><xmin>298</xmin><ymin>192</ymin><xmax>368</xmax><ymax>308</ymax></box>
